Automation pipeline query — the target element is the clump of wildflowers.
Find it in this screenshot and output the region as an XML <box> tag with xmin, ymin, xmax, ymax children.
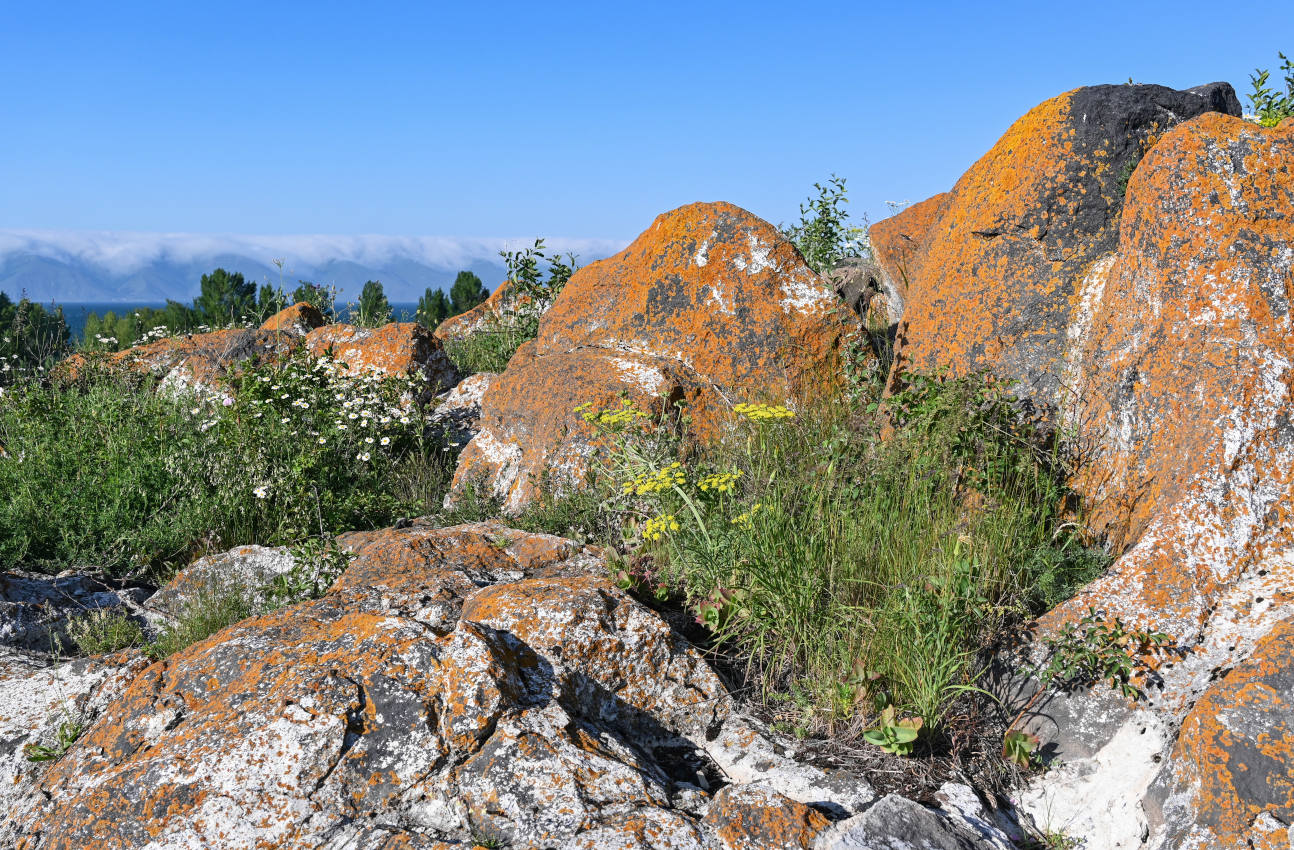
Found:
<box><xmin>698</xmin><ymin>470</ymin><xmax>742</xmax><ymax>493</ymax></box>
<box><xmin>575</xmin><ymin>398</ymin><xmax>650</xmax><ymax>428</ymax></box>
<box><xmin>733</xmin><ymin>402</ymin><xmax>796</xmax><ymax>422</ymax></box>
<box><xmin>642</xmin><ymin>514</ymin><xmax>680</xmax><ymax>541</ymax></box>
<box><xmin>622</xmin><ymin>462</ymin><xmax>686</xmax><ymax>496</ymax></box>
<box><xmin>731</xmin><ymin>503</ymin><xmax>763</xmax><ymax>527</ymax></box>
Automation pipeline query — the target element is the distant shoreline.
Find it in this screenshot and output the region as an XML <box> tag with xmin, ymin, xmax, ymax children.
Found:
<box><xmin>57</xmin><ymin>302</ymin><xmax>423</xmax><ymax>341</ymax></box>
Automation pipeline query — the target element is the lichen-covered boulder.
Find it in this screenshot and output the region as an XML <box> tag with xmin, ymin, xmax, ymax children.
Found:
<box><xmin>1155</xmin><ymin>618</ymin><xmax>1294</xmax><ymax>849</ymax></box>
<box><xmin>871</xmin><ymin>82</ymin><xmax>1240</xmax><ymax>410</ymax></box>
<box><xmin>260</xmin><ymin>302</ymin><xmax>327</xmax><ymax>335</ymax></box>
<box><xmin>304</xmin><ymin>322</ymin><xmax>459</xmax><ymax>390</ymax></box>
<box><xmin>428</xmin><ymin>372</ymin><xmax>496</xmax><ymax>448</ymax></box>
<box><xmin>143</xmin><ymin>544</ymin><xmax>295</xmax><ymax>619</ymax></box>
<box><xmin>813</xmin><ymin>792</ymin><xmax>1013</xmax><ymax>850</ymax></box>
<box><xmin>0</xmin><ymin>571</ymin><xmax>151</xmax><ymax>653</ymax></box>
<box><xmin>449</xmin><ymin>201</ymin><xmax>859</xmax><ymax>512</ymax></box>
<box><xmin>4</xmin><ymin>523</ymin><xmax>869</xmax><ymax>848</ymax></box>
<box><xmin>0</xmin><ymin>649</ymin><xmax>147</xmax><ymax>847</ymax></box>
<box><xmin>433</xmin><ymin>280</ymin><xmax>539</xmax><ymax>345</ymax></box>
<box><xmin>1012</xmin><ymin>114</ymin><xmax>1294</xmax><ymax>847</ymax></box>
<box><xmin>702</xmin><ymin>784</ymin><xmax>830</xmax><ymax>850</ymax></box>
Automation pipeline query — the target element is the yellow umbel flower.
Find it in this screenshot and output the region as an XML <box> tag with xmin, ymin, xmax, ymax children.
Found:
<box><xmin>622</xmin><ymin>462</ymin><xmax>686</xmax><ymax>495</ymax></box>
<box><xmin>643</xmin><ymin>513</ymin><xmax>681</xmax><ymax>541</ymax></box>
<box><xmin>698</xmin><ymin>469</ymin><xmax>743</xmax><ymax>493</ymax></box>
<box><xmin>733</xmin><ymin>402</ymin><xmax>795</xmax><ymax>422</ymax></box>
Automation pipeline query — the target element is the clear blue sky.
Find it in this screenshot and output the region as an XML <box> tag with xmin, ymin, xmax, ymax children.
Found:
<box><xmin>1</xmin><ymin>0</ymin><xmax>1286</xmax><ymax>242</ymax></box>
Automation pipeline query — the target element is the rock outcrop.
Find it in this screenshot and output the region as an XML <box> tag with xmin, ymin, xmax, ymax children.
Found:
<box><xmin>304</xmin><ymin>322</ymin><xmax>458</xmax><ymax>388</ymax></box>
<box><xmin>260</xmin><ymin>302</ymin><xmax>327</xmax><ymax>336</ymax></box>
<box><xmin>0</xmin><ymin>572</ymin><xmax>150</xmax><ymax>653</ymax></box>
<box><xmin>449</xmin><ymin>201</ymin><xmax>859</xmax><ymax>512</ymax></box>
<box><xmin>5</xmin><ymin>523</ymin><xmax>903</xmax><ymax>849</ymax></box>
<box><xmin>871</xmin><ymin>82</ymin><xmax>1240</xmax><ymax>411</ymax></box>
<box><xmin>1013</xmin><ymin>113</ymin><xmax>1294</xmax><ymax>848</ymax></box>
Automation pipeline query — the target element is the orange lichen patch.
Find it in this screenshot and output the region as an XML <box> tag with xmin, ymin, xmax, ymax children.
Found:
<box><xmin>449</xmin><ymin>201</ymin><xmax>857</xmax><ymax>512</ymax></box>
<box><xmin>867</xmin><ymin>192</ymin><xmax>950</xmax><ymax>320</ymax></box>
<box><xmin>870</xmin><ymin>83</ymin><xmax>1239</xmax><ymax>411</ymax></box>
<box><xmin>701</xmin><ymin>784</ymin><xmax>830</xmax><ymax>850</ymax></box>
<box><xmin>1040</xmin><ymin>115</ymin><xmax>1294</xmax><ymax>652</ymax></box>
<box><xmin>304</xmin><ymin>322</ymin><xmax>456</xmax><ymax>387</ymax></box>
<box><xmin>433</xmin><ymin>279</ymin><xmax>528</xmax><ymax>342</ymax></box>
<box><xmin>1169</xmin><ymin>619</ymin><xmax>1294</xmax><ymax>848</ymax></box>
<box><xmin>537</xmin><ymin>201</ymin><xmax>856</xmax><ymax>395</ymax></box>
<box><xmin>54</xmin><ymin>328</ymin><xmax>300</xmax><ymax>393</ymax></box>
<box><xmin>448</xmin><ymin>344</ymin><xmax>725</xmax><ymax>513</ymax></box>
<box><xmin>259</xmin><ymin>302</ymin><xmax>326</xmax><ymax>335</ymax></box>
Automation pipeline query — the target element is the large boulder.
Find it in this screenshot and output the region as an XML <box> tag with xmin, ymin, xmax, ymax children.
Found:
<box><xmin>260</xmin><ymin>302</ymin><xmax>327</xmax><ymax>336</ymax></box>
<box><xmin>304</xmin><ymin>322</ymin><xmax>459</xmax><ymax>390</ymax></box>
<box><xmin>449</xmin><ymin>201</ymin><xmax>859</xmax><ymax>512</ymax></box>
<box><xmin>1</xmin><ymin>571</ymin><xmax>151</xmax><ymax>654</ymax></box>
<box><xmin>1011</xmin><ymin>114</ymin><xmax>1294</xmax><ymax>845</ymax></box>
<box><xmin>871</xmin><ymin>82</ymin><xmax>1240</xmax><ymax>411</ymax></box>
<box><xmin>5</xmin><ymin>523</ymin><xmax>875</xmax><ymax>848</ymax></box>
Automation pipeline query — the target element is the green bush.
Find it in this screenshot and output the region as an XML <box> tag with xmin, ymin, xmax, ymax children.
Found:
<box><xmin>1249</xmin><ymin>51</ymin><xmax>1293</xmax><ymax>127</ymax></box>
<box><xmin>0</xmin><ymin>350</ymin><xmax>458</xmax><ymax>575</ymax></box>
<box><xmin>781</xmin><ymin>175</ymin><xmax>868</xmax><ymax>275</ymax></box>
<box><xmin>577</xmin><ymin>370</ymin><xmax>1106</xmax><ymax>739</ymax></box>
<box><xmin>66</xmin><ymin>608</ymin><xmax>146</xmax><ymax>655</ymax></box>
<box><xmin>145</xmin><ymin>582</ymin><xmax>258</xmax><ymax>660</ymax></box>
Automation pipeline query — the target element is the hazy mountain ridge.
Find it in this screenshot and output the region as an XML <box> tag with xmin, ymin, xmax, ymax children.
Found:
<box><xmin>0</xmin><ymin>231</ymin><xmax>626</xmax><ymax>304</ymax></box>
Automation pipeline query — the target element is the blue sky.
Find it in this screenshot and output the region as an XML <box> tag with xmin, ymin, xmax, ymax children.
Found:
<box><xmin>1</xmin><ymin>0</ymin><xmax>1287</xmax><ymax>243</ymax></box>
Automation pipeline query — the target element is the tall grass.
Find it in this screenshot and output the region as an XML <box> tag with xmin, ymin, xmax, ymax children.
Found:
<box><xmin>588</xmin><ymin>371</ymin><xmax>1106</xmax><ymax>736</ymax></box>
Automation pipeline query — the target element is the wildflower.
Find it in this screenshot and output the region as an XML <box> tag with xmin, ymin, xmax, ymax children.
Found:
<box><xmin>699</xmin><ymin>470</ymin><xmax>743</xmax><ymax>493</ymax></box>
<box><xmin>280</xmin><ymin>416</ymin><xmax>290</xmax><ymax>424</ymax></box>
<box><xmin>622</xmin><ymin>462</ymin><xmax>686</xmax><ymax>495</ymax></box>
<box><xmin>348</xmin><ymin>412</ymin><xmax>359</xmax><ymax>420</ymax></box>
<box><xmin>364</xmin><ymin>436</ymin><xmax>375</xmax><ymax>444</ymax></box>
<box><xmin>337</xmin><ymin>423</ymin><xmax>348</xmax><ymax>431</ymax></box>
<box><xmin>253</xmin><ymin>485</ymin><xmax>269</xmax><ymax>499</ymax></box>
<box><xmin>642</xmin><ymin>514</ymin><xmax>681</xmax><ymax>541</ymax></box>
<box><xmin>380</xmin><ymin>436</ymin><xmax>391</xmax><ymax>446</ymax></box>
<box><xmin>733</xmin><ymin>402</ymin><xmax>795</xmax><ymax>422</ymax></box>
<box><xmin>317</xmin><ymin>437</ymin><xmax>327</xmax><ymax>445</ymax></box>
<box><xmin>731</xmin><ymin>503</ymin><xmax>764</xmax><ymax>528</ymax></box>
<box><xmin>222</xmin><ymin>397</ymin><xmax>234</xmax><ymax>407</ymax></box>
<box><xmin>399</xmin><ymin>415</ymin><xmax>410</xmax><ymax>425</ymax></box>
<box><xmin>357</xmin><ymin>451</ymin><xmax>371</xmax><ymax>462</ymax></box>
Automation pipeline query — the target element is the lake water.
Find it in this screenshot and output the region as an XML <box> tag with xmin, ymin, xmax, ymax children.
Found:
<box><xmin>58</xmin><ymin>302</ymin><xmax>423</xmax><ymax>341</ymax></box>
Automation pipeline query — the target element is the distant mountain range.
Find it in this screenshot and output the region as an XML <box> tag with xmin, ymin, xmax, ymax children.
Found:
<box><xmin>0</xmin><ymin>230</ymin><xmax>627</xmax><ymax>304</ymax></box>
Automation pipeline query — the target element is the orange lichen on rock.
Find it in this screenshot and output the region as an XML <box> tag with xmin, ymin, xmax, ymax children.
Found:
<box><xmin>701</xmin><ymin>784</ymin><xmax>830</xmax><ymax>850</ymax></box>
<box><xmin>1044</xmin><ymin>115</ymin><xmax>1294</xmax><ymax>649</ymax></box>
<box><xmin>433</xmin><ymin>279</ymin><xmax>528</xmax><ymax>343</ymax></box>
<box><xmin>259</xmin><ymin>302</ymin><xmax>326</xmax><ymax>335</ymax></box>
<box><xmin>1165</xmin><ymin>618</ymin><xmax>1294</xmax><ymax>848</ymax></box>
<box><xmin>304</xmin><ymin>321</ymin><xmax>457</xmax><ymax>388</ymax></box>
<box><xmin>870</xmin><ymin>82</ymin><xmax>1239</xmax><ymax>411</ymax></box>
<box><xmin>449</xmin><ymin>201</ymin><xmax>858</xmax><ymax>512</ymax></box>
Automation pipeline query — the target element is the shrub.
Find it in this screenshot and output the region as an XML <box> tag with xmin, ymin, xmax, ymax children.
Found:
<box><xmin>0</xmin><ymin>349</ymin><xmax>459</xmax><ymax>575</ymax></box>
<box><xmin>66</xmin><ymin>608</ymin><xmax>146</xmax><ymax>655</ymax></box>
<box><xmin>145</xmin><ymin>582</ymin><xmax>258</xmax><ymax>660</ymax></box>
<box><xmin>1249</xmin><ymin>51</ymin><xmax>1293</xmax><ymax>127</ymax></box>
<box><xmin>576</xmin><ymin>371</ymin><xmax>1106</xmax><ymax>741</ymax></box>
<box><xmin>781</xmin><ymin>175</ymin><xmax>868</xmax><ymax>275</ymax></box>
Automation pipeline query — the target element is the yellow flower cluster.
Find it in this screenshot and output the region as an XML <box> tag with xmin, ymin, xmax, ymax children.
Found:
<box><xmin>574</xmin><ymin>399</ymin><xmax>649</xmax><ymax>427</ymax></box>
<box><xmin>623</xmin><ymin>462</ymin><xmax>686</xmax><ymax>495</ymax></box>
<box><xmin>643</xmin><ymin>513</ymin><xmax>680</xmax><ymax>541</ymax></box>
<box><xmin>733</xmin><ymin>402</ymin><xmax>795</xmax><ymax>422</ymax></box>
<box><xmin>699</xmin><ymin>469</ymin><xmax>743</xmax><ymax>493</ymax></box>
<box><xmin>731</xmin><ymin>503</ymin><xmax>764</xmax><ymax>527</ymax></box>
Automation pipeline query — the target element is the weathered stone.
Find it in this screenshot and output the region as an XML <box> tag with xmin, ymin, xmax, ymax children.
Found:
<box><xmin>1155</xmin><ymin>618</ymin><xmax>1294</xmax><ymax>849</ymax></box>
<box><xmin>0</xmin><ymin>571</ymin><xmax>150</xmax><ymax>653</ymax></box>
<box><xmin>428</xmin><ymin>372</ymin><xmax>496</xmax><ymax>448</ymax></box>
<box><xmin>450</xmin><ymin>201</ymin><xmax>859</xmax><ymax>511</ymax></box>
<box><xmin>702</xmin><ymin>784</ymin><xmax>830</xmax><ymax>850</ymax></box>
<box><xmin>304</xmin><ymin>322</ymin><xmax>458</xmax><ymax>390</ymax></box>
<box><xmin>0</xmin><ymin>649</ymin><xmax>148</xmax><ymax>847</ymax></box>
<box><xmin>1009</xmin><ymin>113</ymin><xmax>1294</xmax><ymax>848</ymax></box>
<box><xmin>871</xmin><ymin>82</ymin><xmax>1240</xmax><ymax>411</ymax></box>
<box><xmin>450</xmin><ymin>345</ymin><xmax>721</xmax><ymax>513</ymax></box>
<box><xmin>143</xmin><ymin>544</ymin><xmax>295</xmax><ymax>619</ymax></box>
<box><xmin>813</xmin><ymin>794</ymin><xmax>1008</xmax><ymax>850</ymax></box>
<box><xmin>434</xmin><ymin>280</ymin><xmax>540</xmax><ymax>344</ymax></box>
<box><xmin>261</xmin><ymin>302</ymin><xmax>327</xmax><ymax>335</ymax></box>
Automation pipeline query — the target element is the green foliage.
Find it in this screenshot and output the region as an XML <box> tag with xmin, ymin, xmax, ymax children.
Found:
<box><xmin>577</xmin><ymin>370</ymin><xmax>1108</xmax><ymax>742</ymax></box>
<box><xmin>23</xmin><ymin>717</ymin><xmax>86</xmax><ymax>763</ymax></box>
<box><xmin>80</xmin><ymin>300</ymin><xmax>202</xmax><ymax>352</ymax></box>
<box><xmin>0</xmin><ymin>350</ymin><xmax>459</xmax><ymax>575</ymax></box>
<box><xmin>145</xmin><ymin>582</ymin><xmax>258</xmax><ymax>660</ymax></box>
<box><xmin>354</xmin><ymin>280</ymin><xmax>392</xmax><ymax>328</ymax></box>
<box><xmin>291</xmin><ymin>281</ymin><xmax>338</xmax><ymax>320</ymax></box>
<box><xmin>442</xmin><ymin>242</ymin><xmax>576</xmax><ymax>376</ymax></box>
<box><xmin>256</xmin><ymin>284</ymin><xmax>288</xmax><ymax>321</ymax></box>
<box><xmin>449</xmin><ymin>271</ymin><xmax>489</xmax><ymax>314</ymax></box>
<box><xmin>264</xmin><ymin>536</ymin><xmax>355</xmax><ymax>607</ymax></box>
<box><xmin>862</xmin><ymin>705</ymin><xmax>923</xmax><ymax>755</ymax></box>
<box><xmin>416</xmin><ymin>288</ymin><xmax>453</xmax><ymax>329</ymax></box>
<box><xmin>1037</xmin><ymin>608</ymin><xmax>1171</xmax><ymax>700</ymax></box>
<box><xmin>781</xmin><ymin>175</ymin><xmax>867</xmax><ymax>275</ymax></box>
<box><xmin>1249</xmin><ymin>52</ymin><xmax>1294</xmax><ymax>127</ymax></box>
<box><xmin>66</xmin><ymin>608</ymin><xmax>145</xmax><ymax>655</ymax></box>
<box><xmin>1001</xmin><ymin>728</ymin><xmax>1040</xmax><ymax>768</ymax></box>
<box><xmin>194</xmin><ymin>268</ymin><xmax>257</xmax><ymax>326</ymax></box>
<box><xmin>0</xmin><ymin>294</ymin><xmax>71</xmax><ymax>383</ymax></box>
